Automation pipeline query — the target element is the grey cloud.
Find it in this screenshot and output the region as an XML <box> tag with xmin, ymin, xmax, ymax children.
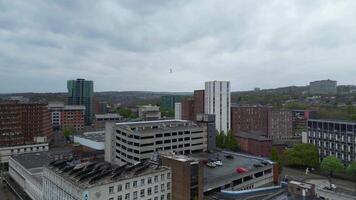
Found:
<box><xmin>0</xmin><ymin>0</ymin><xmax>356</xmax><ymax>93</ymax></box>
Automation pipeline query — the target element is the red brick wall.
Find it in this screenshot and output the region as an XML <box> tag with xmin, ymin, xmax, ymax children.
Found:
<box><xmin>61</xmin><ymin>110</ymin><xmax>85</xmax><ymax>131</ymax></box>
<box><xmin>236</xmin><ymin>136</ymin><xmax>272</xmax><ymax>157</ymax></box>
<box><xmin>193</xmin><ymin>90</ymin><xmax>205</xmax><ymax>118</ymax></box>
<box><xmin>182</xmin><ymin>99</ymin><xmax>195</xmax><ymax>121</ymax></box>
<box><xmin>231</xmin><ymin>106</ymin><xmax>269</xmax><ymax>134</ymax></box>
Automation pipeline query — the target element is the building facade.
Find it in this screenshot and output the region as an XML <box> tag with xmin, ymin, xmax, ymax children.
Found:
<box><xmin>160</xmin><ymin>95</ymin><xmax>183</xmax><ymax>113</ymax></box>
<box><xmin>231</xmin><ymin>106</ymin><xmax>269</xmax><ymax>134</ymax></box>
<box><xmin>204</xmin><ymin>81</ymin><xmax>231</xmax><ymax>134</ymax></box>
<box><xmin>138</xmin><ymin>105</ymin><xmax>161</xmax><ymax>121</ymax></box>
<box><xmin>268</xmin><ymin>110</ymin><xmax>293</xmax><ymax>140</ymax></box>
<box><xmin>292</xmin><ymin>110</ymin><xmax>317</xmax><ymax>136</ymax></box>
<box><xmin>67</xmin><ymin>78</ymin><xmax>94</xmax><ymax>125</ymax></box>
<box><xmin>174</xmin><ymin>103</ymin><xmax>182</xmax><ymax>120</ymax></box>
<box><xmin>309</xmin><ymin>79</ymin><xmax>337</xmax><ymax>95</ymax></box>
<box><xmin>43</xmin><ymin>160</ymin><xmax>171</xmax><ymax>200</ymax></box>
<box><xmin>0</xmin><ymin>102</ymin><xmax>52</xmax><ymax>147</ymax></box>
<box><xmin>306</xmin><ymin>119</ymin><xmax>356</xmax><ymax>164</ymax></box>
<box><xmin>235</xmin><ymin>131</ymin><xmax>272</xmax><ymax>157</ymax></box>
<box><xmin>181</xmin><ymin>98</ymin><xmax>195</xmax><ymax>121</ymax></box>
<box><xmin>48</xmin><ymin>102</ymin><xmax>85</xmax><ymax>131</ymax></box>
<box><xmin>105</xmin><ymin>120</ymin><xmax>207</xmax><ymax>166</ymax></box>
<box><xmin>193</xmin><ymin>90</ymin><xmax>205</xmax><ymax>118</ymax></box>
<box><xmin>94</xmin><ymin>113</ymin><xmax>122</xmax><ymax>128</ymax></box>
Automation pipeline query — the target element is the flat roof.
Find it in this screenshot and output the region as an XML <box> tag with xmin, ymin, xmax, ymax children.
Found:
<box><xmin>11</xmin><ymin>152</ymin><xmax>53</xmax><ymax>169</ymax></box>
<box><xmin>76</xmin><ymin>131</ymin><xmax>105</xmax><ymax>143</ymax></box>
<box><xmin>95</xmin><ymin>113</ymin><xmax>122</xmax><ymax>119</ymax></box>
<box><xmin>235</xmin><ymin>131</ymin><xmax>271</xmax><ymax>141</ymax></box>
<box><xmin>191</xmin><ymin>151</ymin><xmax>273</xmax><ymax>192</ymax></box>
<box><xmin>47</xmin><ymin>160</ymin><xmax>170</xmax><ymax>189</ymax></box>
<box><xmin>308</xmin><ymin>118</ymin><xmax>356</xmax><ymax>124</ymax></box>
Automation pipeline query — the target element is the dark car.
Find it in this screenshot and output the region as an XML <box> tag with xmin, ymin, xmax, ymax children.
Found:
<box><xmin>225</xmin><ymin>155</ymin><xmax>234</xmax><ymax>159</ymax></box>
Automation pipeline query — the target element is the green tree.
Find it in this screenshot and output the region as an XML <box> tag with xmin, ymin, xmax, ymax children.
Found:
<box><xmin>284</xmin><ymin>144</ymin><xmax>319</xmax><ymax>168</ymax></box>
<box><xmin>346</xmin><ymin>161</ymin><xmax>356</xmax><ymax>195</ymax></box>
<box><xmin>320</xmin><ymin>156</ymin><xmax>344</xmax><ymax>188</ymax></box>
<box><xmin>63</xmin><ymin>125</ymin><xmax>74</xmax><ymax>138</ymax></box>
<box><xmin>225</xmin><ymin>131</ymin><xmax>238</xmax><ymax>151</ymax></box>
<box><xmin>216</xmin><ymin>131</ymin><xmax>225</xmax><ymax>148</ymax></box>
<box><xmin>271</xmin><ymin>147</ymin><xmax>283</xmax><ymax>172</ymax></box>
<box><xmin>117</xmin><ymin>107</ymin><xmax>137</xmax><ymax>119</ymax></box>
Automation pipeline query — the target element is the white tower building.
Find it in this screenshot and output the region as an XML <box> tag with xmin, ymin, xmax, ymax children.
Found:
<box><xmin>204</xmin><ymin>81</ymin><xmax>231</xmax><ymax>134</ymax></box>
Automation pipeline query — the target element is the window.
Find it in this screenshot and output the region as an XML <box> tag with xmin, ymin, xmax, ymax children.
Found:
<box><xmin>154</xmin><ymin>185</ymin><xmax>158</xmax><ymax>193</ymax></box>
<box><xmin>133</xmin><ymin>181</ymin><xmax>137</xmax><ymax>188</ymax></box>
<box><xmin>133</xmin><ymin>191</ymin><xmax>138</xmax><ymax>199</ymax></box>
<box><xmin>161</xmin><ymin>184</ymin><xmax>165</xmax><ymax>191</ymax></box>
<box><xmin>109</xmin><ymin>186</ymin><xmax>114</xmax><ymax>194</ymax></box>
<box><xmin>125</xmin><ymin>193</ymin><xmax>130</xmax><ymax>200</ymax></box>
<box><xmin>147</xmin><ymin>187</ymin><xmax>152</xmax><ymax>195</ymax></box>
<box><xmin>140</xmin><ymin>189</ymin><xmax>145</xmax><ymax>197</ymax></box>
<box><xmin>141</xmin><ymin>179</ymin><xmax>145</xmax><ymax>186</ymax></box>
<box><xmin>167</xmin><ymin>193</ymin><xmax>171</xmax><ymax>200</ymax></box>
<box><xmin>161</xmin><ymin>174</ymin><xmax>165</xmax><ymax>181</ymax></box>
<box><xmin>160</xmin><ymin>195</ymin><xmax>164</xmax><ymax>200</ymax></box>
<box><xmin>148</xmin><ymin>177</ymin><xmax>152</xmax><ymax>184</ymax></box>
<box><xmin>117</xmin><ymin>196</ymin><xmax>122</xmax><ymax>200</ymax></box>
<box><xmin>125</xmin><ymin>182</ymin><xmax>130</xmax><ymax>189</ymax></box>
<box><xmin>117</xmin><ymin>184</ymin><xmax>122</xmax><ymax>192</ymax></box>
<box><xmin>167</xmin><ymin>182</ymin><xmax>171</xmax><ymax>190</ymax></box>
<box><xmin>167</xmin><ymin>172</ymin><xmax>171</xmax><ymax>179</ymax></box>
<box><xmin>109</xmin><ymin>198</ymin><xmax>114</xmax><ymax>200</ymax></box>
<box><xmin>154</xmin><ymin>176</ymin><xmax>158</xmax><ymax>182</ymax></box>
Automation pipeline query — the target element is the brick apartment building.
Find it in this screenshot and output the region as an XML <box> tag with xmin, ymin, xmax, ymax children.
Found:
<box><xmin>268</xmin><ymin>110</ymin><xmax>293</xmax><ymax>140</ymax></box>
<box><xmin>231</xmin><ymin>106</ymin><xmax>269</xmax><ymax>134</ymax></box>
<box><xmin>181</xmin><ymin>90</ymin><xmax>205</xmax><ymax>121</ymax></box>
<box><xmin>0</xmin><ymin>102</ymin><xmax>52</xmax><ymax>146</ymax></box>
<box><xmin>235</xmin><ymin>131</ymin><xmax>272</xmax><ymax>157</ymax></box>
<box><xmin>292</xmin><ymin>110</ymin><xmax>317</xmax><ymax>135</ymax></box>
<box><xmin>48</xmin><ymin>102</ymin><xmax>85</xmax><ymax>131</ymax></box>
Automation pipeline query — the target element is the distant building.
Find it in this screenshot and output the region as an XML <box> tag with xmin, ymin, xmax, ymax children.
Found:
<box><xmin>204</xmin><ymin>81</ymin><xmax>231</xmax><ymax>134</ymax></box>
<box><xmin>0</xmin><ymin>102</ymin><xmax>52</xmax><ymax>147</ymax></box>
<box><xmin>193</xmin><ymin>90</ymin><xmax>205</xmax><ymax>118</ymax></box>
<box><xmin>43</xmin><ymin>159</ymin><xmax>171</xmax><ymax>200</ymax></box>
<box><xmin>67</xmin><ymin>78</ymin><xmax>94</xmax><ymax>125</ymax></box>
<box><xmin>254</xmin><ymin>88</ymin><xmax>261</xmax><ymax>92</ymax></box>
<box><xmin>235</xmin><ymin>131</ymin><xmax>272</xmax><ymax>157</ymax></box>
<box><xmin>94</xmin><ymin>100</ymin><xmax>109</xmax><ymax>114</ymax></box>
<box><xmin>306</xmin><ymin>119</ymin><xmax>356</xmax><ymax>165</ymax></box>
<box><xmin>161</xmin><ymin>154</ymin><xmax>204</xmax><ymax>200</ymax></box>
<box><xmin>309</xmin><ymin>79</ymin><xmax>337</xmax><ymax>95</ymax></box>
<box><xmin>138</xmin><ymin>105</ymin><xmax>161</xmax><ymax>120</ymax></box>
<box><xmin>160</xmin><ymin>95</ymin><xmax>183</xmax><ymax>113</ymax></box>
<box><xmin>94</xmin><ymin>113</ymin><xmax>122</xmax><ymax>128</ymax></box>
<box><xmin>181</xmin><ymin>98</ymin><xmax>195</xmax><ymax>121</ymax></box>
<box><xmin>174</xmin><ymin>103</ymin><xmax>182</xmax><ymax>120</ymax></box>
<box><xmin>268</xmin><ymin>110</ymin><xmax>293</xmax><ymax>140</ymax></box>
<box><xmin>288</xmin><ymin>181</ymin><xmax>315</xmax><ymax>198</ymax></box>
<box><xmin>105</xmin><ymin>120</ymin><xmax>207</xmax><ymax>166</ymax></box>
<box><xmin>48</xmin><ymin>102</ymin><xmax>85</xmax><ymax>131</ymax></box>
<box><xmin>292</xmin><ymin>110</ymin><xmax>317</xmax><ymax>136</ymax></box>
<box><xmin>231</xmin><ymin>106</ymin><xmax>269</xmax><ymax>134</ymax></box>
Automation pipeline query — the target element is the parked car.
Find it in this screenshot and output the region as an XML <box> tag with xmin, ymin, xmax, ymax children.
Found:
<box><xmin>214</xmin><ymin>160</ymin><xmax>223</xmax><ymax>166</ymax></box>
<box><xmin>225</xmin><ymin>155</ymin><xmax>234</xmax><ymax>159</ymax></box>
<box><xmin>253</xmin><ymin>163</ymin><xmax>263</xmax><ymax>168</ymax></box>
<box><xmin>206</xmin><ymin>162</ymin><xmax>217</xmax><ymax>168</ymax></box>
<box><xmin>236</xmin><ymin>167</ymin><xmax>248</xmax><ymax>173</ymax></box>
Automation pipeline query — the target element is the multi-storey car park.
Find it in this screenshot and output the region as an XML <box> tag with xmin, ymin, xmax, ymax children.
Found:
<box><xmin>42</xmin><ymin>160</ymin><xmax>171</xmax><ymax>200</ymax></box>
<box><xmin>105</xmin><ymin>120</ymin><xmax>207</xmax><ymax>166</ymax></box>
<box><xmin>306</xmin><ymin>119</ymin><xmax>356</xmax><ymax>165</ymax></box>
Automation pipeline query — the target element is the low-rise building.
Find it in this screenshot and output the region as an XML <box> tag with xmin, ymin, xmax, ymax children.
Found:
<box><xmin>235</xmin><ymin>131</ymin><xmax>272</xmax><ymax>157</ymax></box>
<box><xmin>268</xmin><ymin>110</ymin><xmax>293</xmax><ymax>140</ymax></box>
<box><xmin>231</xmin><ymin>106</ymin><xmax>269</xmax><ymax>134</ymax></box>
<box><xmin>138</xmin><ymin>105</ymin><xmax>161</xmax><ymax>120</ymax></box>
<box><xmin>48</xmin><ymin>102</ymin><xmax>85</xmax><ymax>131</ymax></box>
<box><xmin>74</xmin><ymin>131</ymin><xmax>105</xmax><ymax>150</ymax></box>
<box><xmin>43</xmin><ymin>160</ymin><xmax>171</xmax><ymax>200</ymax></box>
<box><xmin>105</xmin><ymin>120</ymin><xmax>207</xmax><ymax>166</ymax></box>
<box><xmin>94</xmin><ymin>113</ymin><xmax>122</xmax><ymax>128</ymax></box>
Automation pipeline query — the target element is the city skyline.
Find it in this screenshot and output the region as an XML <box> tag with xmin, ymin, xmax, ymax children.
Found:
<box><xmin>1</xmin><ymin>1</ymin><xmax>356</xmax><ymax>93</ymax></box>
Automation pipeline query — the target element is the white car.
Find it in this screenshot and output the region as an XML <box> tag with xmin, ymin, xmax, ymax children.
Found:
<box><xmin>206</xmin><ymin>162</ymin><xmax>217</xmax><ymax>168</ymax></box>
<box><xmin>214</xmin><ymin>160</ymin><xmax>223</xmax><ymax>166</ymax></box>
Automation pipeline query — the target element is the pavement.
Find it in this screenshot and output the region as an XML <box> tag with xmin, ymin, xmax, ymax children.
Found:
<box><xmin>282</xmin><ymin>167</ymin><xmax>355</xmax><ymax>193</ymax></box>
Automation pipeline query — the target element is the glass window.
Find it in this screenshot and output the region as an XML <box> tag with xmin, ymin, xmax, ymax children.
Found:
<box><xmin>154</xmin><ymin>185</ymin><xmax>158</xmax><ymax>193</ymax></box>
<box><xmin>140</xmin><ymin>189</ymin><xmax>145</xmax><ymax>197</ymax></box>
<box><xmin>109</xmin><ymin>186</ymin><xmax>114</xmax><ymax>194</ymax></box>
<box><xmin>154</xmin><ymin>176</ymin><xmax>158</xmax><ymax>182</ymax></box>
<box><xmin>148</xmin><ymin>187</ymin><xmax>152</xmax><ymax>195</ymax></box>
<box><xmin>117</xmin><ymin>184</ymin><xmax>122</xmax><ymax>192</ymax></box>
<box><xmin>133</xmin><ymin>191</ymin><xmax>137</xmax><ymax>199</ymax></box>
<box><xmin>125</xmin><ymin>182</ymin><xmax>130</xmax><ymax>190</ymax></box>
<box><xmin>133</xmin><ymin>181</ymin><xmax>137</xmax><ymax>188</ymax></box>
<box><xmin>161</xmin><ymin>174</ymin><xmax>165</xmax><ymax>181</ymax></box>
<box><xmin>161</xmin><ymin>184</ymin><xmax>165</xmax><ymax>191</ymax></box>
<box><xmin>148</xmin><ymin>177</ymin><xmax>152</xmax><ymax>184</ymax></box>
<box><xmin>125</xmin><ymin>193</ymin><xmax>130</xmax><ymax>200</ymax></box>
<box><xmin>117</xmin><ymin>196</ymin><xmax>122</xmax><ymax>200</ymax></box>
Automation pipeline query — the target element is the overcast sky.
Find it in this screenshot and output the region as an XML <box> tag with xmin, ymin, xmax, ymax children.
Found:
<box><xmin>1</xmin><ymin>0</ymin><xmax>356</xmax><ymax>93</ymax></box>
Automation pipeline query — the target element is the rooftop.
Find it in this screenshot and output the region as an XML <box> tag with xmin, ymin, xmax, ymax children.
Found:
<box><xmin>95</xmin><ymin>113</ymin><xmax>122</xmax><ymax>119</ymax></box>
<box><xmin>235</xmin><ymin>131</ymin><xmax>271</xmax><ymax>141</ymax></box>
<box><xmin>76</xmin><ymin>131</ymin><xmax>105</xmax><ymax>143</ymax></box>
<box><xmin>47</xmin><ymin>160</ymin><xmax>169</xmax><ymax>189</ymax></box>
<box><xmin>116</xmin><ymin>120</ymin><xmax>201</xmax><ymax>133</ymax></box>
<box><xmin>308</xmin><ymin>118</ymin><xmax>356</xmax><ymax>124</ymax></box>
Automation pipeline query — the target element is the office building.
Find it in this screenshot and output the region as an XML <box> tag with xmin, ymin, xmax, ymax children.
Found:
<box><xmin>161</xmin><ymin>154</ymin><xmax>204</xmax><ymax>200</ymax></box>
<box><xmin>309</xmin><ymin>79</ymin><xmax>337</xmax><ymax>95</ymax></box>
<box><xmin>268</xmin><ymin>110</ymin><xmax>293</xmax><ymax>140</ymax></box>
<box><xmin>43</xmin><ymin>160</ymin><xmax>171</xmax><ymax>200</ymax></box>
<box><xmin>94</xmin><ymin>100</ymin><xmax>109</xmax><ymax>114</ymax></box>
<box><xmin>231</xmin><ymin>106</ymin><xmax>269</xmax><ymax>134</ymax></box>
<box><xmin>105</xmin><ymin>120</ymin><xmax>207</xmax><ymax>166</ymax></box>
<box><xmin>179</xmin><ymin>90</ymin><xmax>205</xmax><ymax>122</ymax></box>
<box><xmin>48</xmin><ymin>102</ymin><xmax>85</xmax><ymax>131</ymax></box>
<box><xmin>0</xmin><ymin>102</ymin><xmax>52</xmax><ymax>147</ymax></box>
<box><xmin>306</xmin><ymin>119</ymin><xmax>356</xmax><ymax>165</ymax></box>
<box><xmin>204</xmin><ymin>81</ymin><xmax>231</xmax><ymax>134</ymax></box>
<box><xmin>94</xmin><ymin>113</ymin><xmax>122</xmax><ymax>128</ymax></box>
<box><xmin>174</xmin><ymin>103</ymin><xmax>182</xmax><ymax>120</ymax></box>
<box><xmin>67</xmin><ymin>78</ymin><xmax>94</xmax><ymax>125</ymax></box>
<box><xmin>138</xmin><ymin>105</ymin><xmax>161</xmax><ymax>120</ymax></box>
<box><xmin>160</xmin><ymin>95</ymin><xmax>183</xmax><ymax>113</ymax></box>
<box><xmin>235</xmin><ymin>131</ymin><xmax>272</xmax><ymax>157</ymax></box>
